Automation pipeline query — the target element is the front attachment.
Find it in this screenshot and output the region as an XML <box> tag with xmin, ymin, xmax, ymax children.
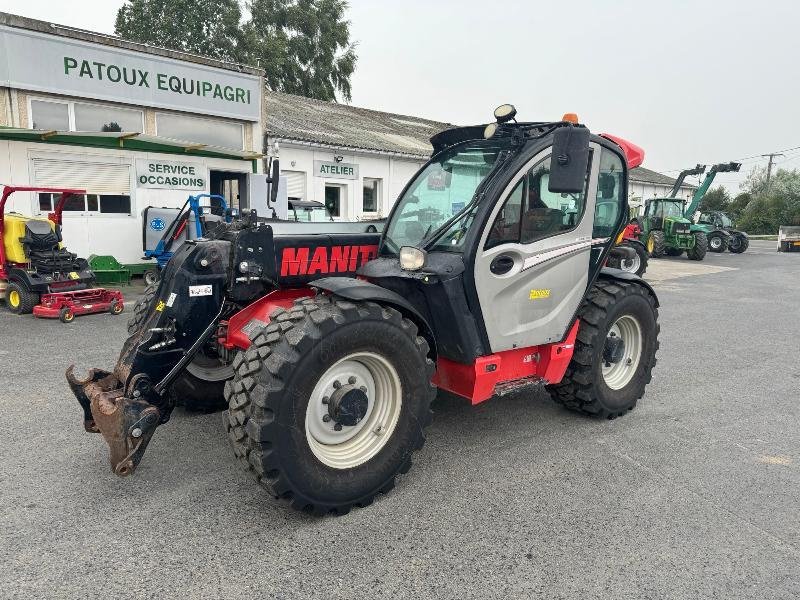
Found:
<box><xmin>66</xmin><ymin>366</ymin><xmax>161</xmax><ymax>476</ymax></box>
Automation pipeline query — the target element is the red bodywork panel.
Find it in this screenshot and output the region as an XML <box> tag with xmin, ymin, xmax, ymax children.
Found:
<box><xmin>600</xmin><ymin>134</ymin><xmax>645</xmax><ymax>169</ymax></box>
<box><xmin>222</xmin><ymin>287</ymin><xmax>313</xmax><ymax>350</ymax></box>
<box><xmin>0</xmin><ymin>185</ymin><xmax>85</xmax><ymax>280</ymax></box>
<box><xmin>622</xmin><ymin>222</ymin><xmax>641</xmax><ymax>241</ymax></box>
<box><xmin>33</xmin><ymin>288</ymin><xmax>123</xmax><ymax>320</ymax></box>
<box><xmin>222</xmin><ymin>291</ymin><xmax>580</xmax><ymax>405</ymax></box>
<box><xmin>432</xmin><ymin>320</ymin><xmax>580</xmax><ymax>404</ymax></box>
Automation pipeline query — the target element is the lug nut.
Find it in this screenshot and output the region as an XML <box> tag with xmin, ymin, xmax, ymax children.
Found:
<box><xmin>333</xmin><ymin>423</ymin><xmax>343</xmax><ymax>432</ymax></box>
<box><xmin>360</xmin><ymin>386</ymin><xmax>367</xmax><ymax>393</ymax></box>
<box><xmin>333</xmin><ymin>380</ymin><xmax>341</xmax><ymax>389</ymax></box>
<box><xmin>131</xmin><ymin>427</ymin><xmax>143</xmax><ymax>438</ymax></box>
<box><xmin>323</xmin><ymin>415</ymin><xmax>331</xmax><ymax>422</ymax></box>
<box><xmin>322</xmin><ymin>396</ymin><xmax>329</xmax><ymax>405</ymax></box>
<box><xmin>348</xmin><ymin>376</ymin><xmax>357</xmax><ymax>384</ymax></box>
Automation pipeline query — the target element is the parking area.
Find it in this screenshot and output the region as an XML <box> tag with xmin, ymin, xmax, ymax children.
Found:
<box><xmin>1</xmin><ymin>239</ymin><xmax>798</xmax><ymax>599</ymax></box>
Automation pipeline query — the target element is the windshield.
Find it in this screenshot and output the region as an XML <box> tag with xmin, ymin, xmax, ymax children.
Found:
<box><xmin>718</xmin><ymin>213</ymin><xmax>733</xmax><ymax>227</ymax></box>
<box><xmin>650</xmin><ymin>200</ymin><xmax>684</xmax><ymax>218</ymax></box>
<box><xmin>383</xmin><ymin>139</ymin><xmax>511</xmax><ymax>253</ymax></box>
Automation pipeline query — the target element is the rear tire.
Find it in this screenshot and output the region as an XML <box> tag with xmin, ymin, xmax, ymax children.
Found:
<box><xmin>548</xmin><ymin>279</ymin><xmax>659</xmax><ymax>418</ymax></box>
<box><xmin>708</xmin><ymin>233</ymin><xmax>728</xmax><ymax>253</ymax></box>
<box><xmin>648</xmin><ymin>231</ymin><xmax>666</xmax><ymax>258</ymax></box>
<box><xmin>728</xmin><ymin>234</ymin><xmax>749</xmax><ymax>253</ymax></box>
<box><xmin>143</xmin><ymin>269</ymin><xmax>160</xmax><ymax>286</ymax></box>
<box><xmin>686</xmin><ymin>232</ymin><xmax>708</xmax><ymax>260</ymax></box>
<box><xmin>224</xmin><ymin>295</ymin><xmax>435</xmax><ymax>515</ymax></box>
<box><xmin>619</xmin><ymin>242</ymin><xmax>648</xmax><ymax>276</ymax></box>
<box><xmin>127</xmin><ymin>284</ymin><xmax>157</xmax><ymax>334</ymax></box>
<box><xmin>5</xmin><ymin>281</ymin><xmax>40</xmax><ymax>314</ymax></box>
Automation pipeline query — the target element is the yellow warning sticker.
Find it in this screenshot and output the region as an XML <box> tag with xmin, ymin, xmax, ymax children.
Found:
<box><xmin>529</xmin><ymin>289</ymin><xmax>551</xmax><ymax>300</ymax></box>
<box><xmin>69</xmin><ymin>271</ymin><xmax>80</xmax><ymax>280</ymax></box>
<box><xmin>155</xmin><ymin>300</ymin><xmax>166</xmax><ymax>312</ymax></box>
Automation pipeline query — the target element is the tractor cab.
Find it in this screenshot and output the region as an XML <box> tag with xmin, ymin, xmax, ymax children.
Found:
<box><xmin>697</xmin><ymin>211</ymin><xmax>733</xmax><ymax>229</ymax></box>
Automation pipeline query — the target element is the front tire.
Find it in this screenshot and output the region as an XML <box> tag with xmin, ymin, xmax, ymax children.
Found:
<box><xmin>5</xmin><ymin>281</ymin><xmax>40</xmax><ymax>314</ymax></box>
<box><xmin>224</xmin><ymin>295</ymin><xmax>435</xmax><ymax>515</ymax></box>
<box><xmin>548</xmin><ymin>279</ymin><xmax>659</xmax><ymax>418</ymax></box>
<box><xmin>686</xmin><ymin>232</ymin><xmax>708</xmax><ymax>260</ymax></box>
<box><xmin>648</xmin><ymin>231</ymin><xmax>666</xmax><ymax>258</ymax></box>
<box><xmin>127</xmin><ymin>284</ymin><xmax>229</xmax><ymax>411</ymax></box>
<box><xmin>708</xmin><ymin>233</ymin><xmax>728</xmax><ymax>253</ymax></box>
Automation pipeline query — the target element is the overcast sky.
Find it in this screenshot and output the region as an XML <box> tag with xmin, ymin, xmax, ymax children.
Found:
<box><xmin>3</xmin><ymin>0</ymin><xmax>799</xmax><ymax>192</ymax></box>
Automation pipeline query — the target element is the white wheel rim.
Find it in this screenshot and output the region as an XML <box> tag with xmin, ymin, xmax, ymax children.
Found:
<box><xmin>305</xmin><ymin>352</ymin><xmax>402</xmax><ymax>470</ymax></box>
<box><xmin>621</xmin><ymin>254</ymin><xmax>641</xmax><ymax>273</ymax></box>
<box><xmin>601</xmin><ymin>315</ymin><xmax>643</xmax><ymax>390</ymax></box>
<box><xmin>711</xmin><ymin>237</ymin><xmax>722</xmax><ymax>249</ymax></box>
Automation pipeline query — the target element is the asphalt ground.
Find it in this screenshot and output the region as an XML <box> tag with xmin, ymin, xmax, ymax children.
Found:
<box><xmin>1</xmin><ymin>239</ymin><xmax>798</xmax><ymax>599</ymax></box>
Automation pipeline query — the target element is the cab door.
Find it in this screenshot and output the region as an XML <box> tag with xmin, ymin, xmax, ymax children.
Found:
<box><xmin>472</xmin><ymin>143</ymin><xmax>608</xmax><ymax>352</ymax></box>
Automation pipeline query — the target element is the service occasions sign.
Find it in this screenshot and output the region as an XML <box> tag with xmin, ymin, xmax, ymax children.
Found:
<box><xmin>0</xmin><ymin>25</ymin><xmax>261</xmax><ymax>121</ymax></box>
<box><xmin>136</xmin><ymin>159</ymin><xmax>206</xmax><ymax>190</ymax></box>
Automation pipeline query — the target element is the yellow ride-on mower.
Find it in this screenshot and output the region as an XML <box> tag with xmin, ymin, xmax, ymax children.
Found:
<box><xmin>68</xmin><ymin>106</ymin><xmax>660</xmax><ymax>514</ymax></box>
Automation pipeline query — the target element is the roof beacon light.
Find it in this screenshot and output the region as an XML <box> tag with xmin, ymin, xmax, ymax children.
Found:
<box><xmin>494</xmin><ymin>104</ymin><xmax>517</xmax><ymax>123</ymax></box>
<box><xmin>562</xmin><ymin>113</ymin><xmax>579</xmax><ymax>124</ymax></box>
<box><xmin>484</xmin><ymin>122</ymin><xmax>498</xmax><ymax>139</ymax></box>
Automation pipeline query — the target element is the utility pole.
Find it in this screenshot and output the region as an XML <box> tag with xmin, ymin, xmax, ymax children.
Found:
<box><xmin>762</xmin><ymin>153</ymin><xmax>784</xmax><ymax>192</ymax></box>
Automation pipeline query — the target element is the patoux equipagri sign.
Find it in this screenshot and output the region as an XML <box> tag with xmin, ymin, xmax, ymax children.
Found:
<box><xmin>0</xmin><ymin>24</ymin><xmax>262</xmax><ymax>122</ymax></box>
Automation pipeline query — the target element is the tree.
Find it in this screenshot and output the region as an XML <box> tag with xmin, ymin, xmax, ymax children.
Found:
<box><xmin>115</xmin><ymin>0</ymin><xmax>247</xmax><ymax>63</ymax></box>
<box><xmin>698</xmin><ymin>186</ymin><xmax>730</xmax><ymax>212</ymax></box>
<box><xmin>728</xmin><ymin>192</ymin><xmax>752</xmax><ymax>221</ymax></box>
<box><xmin>737</xmin><ymin>168</ymin><xmax>800</xmax><ymax>233</ymax></box>
<box><xmin>114</xmin><ymin>0</ymin><xmax>358</xmax><ymax>102</ymax></box>
<box><xmin>247</xmin><ymin>0</ymin><xmax>357</xmax><ymax>101</ymax></box>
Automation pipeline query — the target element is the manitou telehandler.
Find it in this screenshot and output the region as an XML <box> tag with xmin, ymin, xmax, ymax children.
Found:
<box><xmin>67</xmin><ymin>105</ymin><xmax>660</xmax><ymax>515</ymax></box>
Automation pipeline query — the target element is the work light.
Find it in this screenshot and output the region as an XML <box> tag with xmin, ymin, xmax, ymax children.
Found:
<box><xmin>399</xmin><ymin>246</ymin><xmax>426</xmax><ymax>271</ymax></box>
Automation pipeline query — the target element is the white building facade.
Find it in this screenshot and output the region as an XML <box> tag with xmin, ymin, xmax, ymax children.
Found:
<box><xmin>0</xmin><ymin>12</ymin><xmax>266</xmax><ymax>265</ymax></box>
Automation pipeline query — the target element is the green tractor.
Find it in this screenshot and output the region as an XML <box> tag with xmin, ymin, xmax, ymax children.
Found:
<box><xmin>639</xmin><ymin>197</ymin><xmax>708</xmax><ymax>260</ymax></box>
<box><xmin>680</xmin><ymin>162</ymin><xmax>745</xmax><ymax>253</ymax></box>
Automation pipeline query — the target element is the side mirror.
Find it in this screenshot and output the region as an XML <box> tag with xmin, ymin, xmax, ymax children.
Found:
<box><xmin>549</xmin><ymin>126</ymin><xmax>590</xmax><ymax>194</ymax></box>
<box><xmin>269</xmin><ymin>159</ymin><xmax>280</xmax><ymax>204</ymax></box>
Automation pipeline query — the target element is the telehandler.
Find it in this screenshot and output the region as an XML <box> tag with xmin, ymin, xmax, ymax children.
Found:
<box><xmin>68</xmin><ymin>106</ymin><xmax>660</xmax><ymax>515</ymax></box>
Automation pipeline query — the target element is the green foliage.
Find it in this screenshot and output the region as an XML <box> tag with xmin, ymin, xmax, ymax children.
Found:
<box><xmin>728</xmin><ymin>193</ymin><xmax>751</xmax><ymax>221</ymax></box>
<box><xmin>115</xmin><ymin>0</ymin><xmax>247</xmax><ymax>63</ymax></box>
<box><xmin>698</xmin><ymin>186</ymin><xmax>730</xmax><ymax>212</ymax></box>
<box><xmin>114</xmin><ymin>0</ymin><xmax>357</xmax><ymax>102</ymax></box>
<box><xmin>247</xmin><ymin>0</ymin><xmax>357</xmax><ymax>101</ymax></box>
<box><xmin>737</xmin><ymin>168</ymin><xmax>800</xmax><ymax>234</ymax></box>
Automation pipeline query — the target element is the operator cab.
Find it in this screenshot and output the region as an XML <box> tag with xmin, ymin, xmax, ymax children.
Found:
<box><xmin>363</xmin><ymin>106</ymin><xmax>639</xmax><ymax>363</ymax></box>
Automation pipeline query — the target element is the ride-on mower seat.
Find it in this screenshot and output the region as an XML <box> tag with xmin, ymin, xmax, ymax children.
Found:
<box><xmin>20</xmin><ymin>220</ymin><xmax>85</xmax><ymax>273</ymax></box>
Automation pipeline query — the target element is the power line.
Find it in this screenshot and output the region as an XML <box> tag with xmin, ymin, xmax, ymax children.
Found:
<box><xmin>763</xmin><ymin>153</ymin><xmax>784</xmax><ymax>192</ymax></box>
<box><xmin>660</xmin><ymin>144</ymin><xmax>800</xmax><ymax>173</ymax></box>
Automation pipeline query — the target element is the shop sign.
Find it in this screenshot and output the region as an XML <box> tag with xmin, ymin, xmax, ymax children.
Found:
<box><xmin>136</xmin><ymin>159</ymin><xmax>206</xmax><ymax>190</ymax></box>
<box><xmin>0</xmin><ymin>25</ymin><xmax>261</xmax><ymax>121</ymax></box>
<box><xmin>314</xmin><ymin>160</ymin><xmax>359</xmax><ymax>180</ymax></box>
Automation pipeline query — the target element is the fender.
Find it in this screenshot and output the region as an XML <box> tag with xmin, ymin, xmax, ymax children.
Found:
<box><xmin>598</xmin><ymin>267</ymin><xmax>659</xmax><ymax>307</ymax></box>
<box><xmin>310</xmin><ymin>276</ymin><xmax>437</xmax><ymax>358</ymax></box>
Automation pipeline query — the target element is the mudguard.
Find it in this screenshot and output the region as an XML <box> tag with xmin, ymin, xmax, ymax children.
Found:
<box><xmin>598</xmin><ymin>267</ymin><xmax>659</xmax><ymax>307</ymax></box>
<box><xmin>310</xmin><ymin>276</ymin><xmax>437</xmax><ymax>356</ymax></box>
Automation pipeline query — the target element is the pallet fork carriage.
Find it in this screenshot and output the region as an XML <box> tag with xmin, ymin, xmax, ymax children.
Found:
<box><xmin>68</xmin><ymin>105</ymin><xmax>660</xmax><ymax>514</ymax></box>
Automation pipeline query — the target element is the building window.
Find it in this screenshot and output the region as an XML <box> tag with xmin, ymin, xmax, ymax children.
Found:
<box><xmin>38</xmin><ymin>193</ymin><xmax>131</xmax><ymax>215</ymax></box>
<box><xmin>156</xmin><ymin>112</ymin><xmax>244</xmax><ymax>150</ymax></box>
<box><xmin>30</xmin><ymin>97</ymin><xmax>143</xmax><ymax>132</ymax></box>
<box><xmin>362</xmin><ymin>178</ymin><xmax>381</xmax><ymax>213</ymax></box>
<box><xmin>74</xmin><ymin>102</ymin><xmax>143</xmax><ymax>132</ymax></box>
<box><xmin>30</xmin><ymin>99</ymin><xmax>69</xmax><ymax>130</ymax></box>
<box><xmin>283</xmin><ymin>171</ymin><xmax>306</xmax><ymax>201</ymax></box>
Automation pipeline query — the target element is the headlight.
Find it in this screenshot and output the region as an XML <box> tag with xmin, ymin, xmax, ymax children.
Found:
<box><xmin>399</xmin><ymin>246</ymin><xmax>426</xmax><ymax>271</ymax></box>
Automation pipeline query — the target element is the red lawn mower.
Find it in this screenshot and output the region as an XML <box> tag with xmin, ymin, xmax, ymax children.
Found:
<box><xmin>1</xmin><ymin>185</ymin><xmax>124</xmax><ymax>322</ymax></box>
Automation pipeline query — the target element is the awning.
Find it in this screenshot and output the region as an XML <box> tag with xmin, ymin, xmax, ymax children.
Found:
<box><xmin>0</xmin><ymin>127</ymin><xmax>263</xmax><ymax>161</ymax></box>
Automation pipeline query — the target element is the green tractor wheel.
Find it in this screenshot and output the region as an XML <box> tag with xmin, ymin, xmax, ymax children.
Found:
<box><xmin>686</xmin><ymin>232</ymin><xmax>708</xmax><ymax>261</ymax></box>
<box><xmin>648</xmin><ymin>231</ymin><xmax>666</xmax><ymax>258</ymax></box>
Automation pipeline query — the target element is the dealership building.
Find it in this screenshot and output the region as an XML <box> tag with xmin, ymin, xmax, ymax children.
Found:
<box><xmin>0</xmin><ymin>12</ymin><xmax>266</xmax><ymax>264</ymax></box>
<box><xmin>1</xmin><ymin>11</ymin><xmax>695</xmax><ymax>267</ymax></box>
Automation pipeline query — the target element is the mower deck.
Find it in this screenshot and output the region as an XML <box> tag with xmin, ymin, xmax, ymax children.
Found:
<box><xmin>33</xmin><ymin>288</ymin><xmax>124</xmax><ymax>322</ymax></box>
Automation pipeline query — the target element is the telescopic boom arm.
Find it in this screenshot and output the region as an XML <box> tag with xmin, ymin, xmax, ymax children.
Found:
<box><xmin>682</xmin><ymin>162</ymin><xmax>741</xmax><ymax>218</ymax></box>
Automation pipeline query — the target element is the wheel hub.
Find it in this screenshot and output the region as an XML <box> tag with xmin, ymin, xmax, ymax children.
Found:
<box><xmin>327</xmin><ymin>385</ymin><xmax>369</xmax><ymax>427</ymax></box>
<box><xmin>603</xmin><ymin>332</ymin><xmax>625</xmax><ymax>365</ymax></box>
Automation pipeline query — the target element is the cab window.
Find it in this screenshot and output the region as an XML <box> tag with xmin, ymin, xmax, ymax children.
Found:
<box><xmin>593</xmin><ymin>149</ymin><xmax>625</xmax><ymax>238</ymax></box>
<box><xmin>486</xmin><ymin>155</ymin><xmax>589</xmax><ymax>249</ymax></box>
